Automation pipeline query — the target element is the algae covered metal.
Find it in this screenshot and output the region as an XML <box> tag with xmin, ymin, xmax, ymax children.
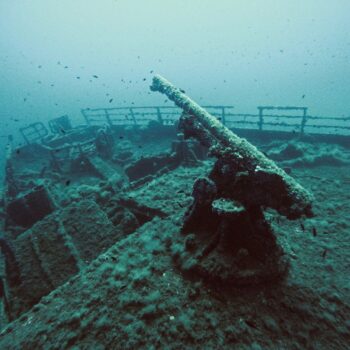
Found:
<box><xmin>151</xmin><ymin>74</ymin><xmax>313</xmax><ymax>220</ymax></box>
<box><xmin>151</xmin><ymin>75</ymin><xmax>314</xmax><ymax>285</ymax></box>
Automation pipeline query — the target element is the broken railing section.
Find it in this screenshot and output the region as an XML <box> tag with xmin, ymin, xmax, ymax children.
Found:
<box><xmin>151</xmin><ymin>75</ymin><xmax>313</xmax><ymax>285</ymax></box>
<box><xmin>20</xmin><ymin>122</ymin><xmax>49</xmax><ymax>145</ymax></box>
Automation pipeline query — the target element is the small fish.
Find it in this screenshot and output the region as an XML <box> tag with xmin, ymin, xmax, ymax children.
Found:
<box><xmin>65</xmin><ymin>179</ymin><xmax>71</xmax><ymax>186</ymax></box>
<box><xmin>38</xmin><ymin>65</ymin><xmax>42</xmax><ymax>68</ymax></box>
<box><xmin>143</xmin><ymin>78</ymin><xmax>146</xmax><ymax>81</ymax></box>
<box><xmin>312</xmin><ymin>227</ymin><xmax>317</xmax><ymax>237</ymax></box>
<box><xmin>300</xmin><ymin>222</ymin><xmax>305</xmax><ymax>231</ymax></box>
<box><xmin>60</xmin><ymin>128</ymin><xmax>66</xmax><ymax>134</ymax></box>
<box><xmin>76</xmin><ymin>76</ymin><xmax>80</xmax><ymax>79</ymax></box>
<box><xmin>119</xmin><ymin>136</ymin><xmax>124</xmax><ymax>139</ymax></box>
<box><xmin>109</xmin><ymin>98</ymin><xmax>113</xmax><ymax>103</ymax></box>
<box><xmin>16</xmin><ymin>149</ymin><xmax>20</xmax><ymax>155</ymax></box>
<box><xmin>321</xmin><ymin>249</ymin><xmax>328</xmax><ymax>258</ymax></box>
<box><xmin>302</xmin><ymin>94</ymin><xmax>305</xmax><ymax>99</ymax></box>
<box><xmin>180</xmin><ymin>89</ymin><xmax>186</xmax><ymax>93</ymax></box>
<box><xmin>150</xmin><ymin>70</ymin><xmax>154</xmax><ymax>73</ymax></box>
<box><xmin>93</xmin><ymin>75</ymin><xmax>98</xmax><ymax>78</ymax></box>
<box><xmin>64</xmin><ymin>66</ymin><xmax>68</xmax><ymax>69</ymax></box>
<box><xmin>178</xmin><ymin>202</ymin><xmax>184</xmax><ymax>208</ymax></box>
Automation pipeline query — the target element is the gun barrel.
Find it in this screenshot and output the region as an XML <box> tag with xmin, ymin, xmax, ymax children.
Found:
<box><xmin>150</xmin><ymin>75</ymin><xmax>313</xmax><ymax>219</ymax></box>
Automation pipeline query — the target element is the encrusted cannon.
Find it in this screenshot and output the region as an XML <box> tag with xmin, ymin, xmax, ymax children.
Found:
<box><xmin>151</xmin><ymin>75</ymin><xmax>314</xmax><ymax>285</ymax></box>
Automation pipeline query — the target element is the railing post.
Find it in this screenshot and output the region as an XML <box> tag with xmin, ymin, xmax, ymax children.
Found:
<box><xmin>81</xmin><ymin>109</ymin><xmax>90</xmax><ymax>126</ymax></box>
<box><xmin>221</xmin><ymin>107</ymin><xmax>226</xmax><ymax>125</ymax></box>
<box><xmin>258</xmin><ymin>107</ymin><xmax>264</xmax><ymax>131</ymax></box>
<box><xmin>156</xmin><ymin>107</ymin><xmax>163</xmax><ymax>124</ymax></box>
<box><xmin>300</xmin><ymin>108</ymin><xmax>308</xmax><ymax>134</ymax></box>
<box><xmin>104</xmin><ymin>109</ymin><xmax>113</xmax><ymax>127</ymax></box>
<box><xmin>129</xmin><ymin>108</ymin><xmax>137</xmax><ymax>125</ymax></box>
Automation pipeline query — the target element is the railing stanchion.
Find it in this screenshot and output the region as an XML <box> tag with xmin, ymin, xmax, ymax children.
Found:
<box><xmin>81</xmin><ymin>109</ymin><xmax>90</xmax><ymax>126</ymax></box>
<box><xmin>156</xmin><ymin>107</ymin><xmax>163</xmax><ymax>124</ymax></box>
<box><xmin>258</xmin><ymin>107</ymin><xmax>264</xmax><ymax>131</ymax></box>
<box><xmin>221</xmin><ymin>107</ymin><xmax>226</xmax><ymax>125</ymax></box>
<box><xmin>300</xmin><ymin>108</ymin><xmax>308</xmax><ymax>134</ymax></box>
<box><xmin>105</xmin><ymin>109</ymin><xmax>113</xmax><ymax>127</ymax></box>
<box><xmin>129</xmin><ymin>108</ymin><xmax>137</xmax><ymax>125</ymax></box>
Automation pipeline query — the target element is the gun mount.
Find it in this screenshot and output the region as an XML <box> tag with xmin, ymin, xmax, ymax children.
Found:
<box><xmin>151</xmin><ymin>75</ymin><xmax>314</xmax><ymax>285</ymax></box>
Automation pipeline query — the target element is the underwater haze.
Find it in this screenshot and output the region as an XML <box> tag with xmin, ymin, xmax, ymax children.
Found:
<box><xmin>1</xmin><ymin>1</ymin><xmax>350</xmax><ymax>349</ymax></box>
<box><xmin>1</xmin><ymin>0</ymin><xmax>350</xmax><ymax>172</ymax></box>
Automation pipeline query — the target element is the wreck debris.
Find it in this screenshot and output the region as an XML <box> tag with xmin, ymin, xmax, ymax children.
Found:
<box><xmin>3</xmin><ymin>200</ymin><xmax>122</xmax><ymax>319</ymax></box>
<box><xmin>6</xmin><ymin>185</ymin><xmax>54</xmax><ymax>232</ymax></box>
<box><xmin>48</xmin><ymin>115</ymin><xmax>72</xmax><ymax>135</ymax></box>
<box><xmin>171</xmin><ymin>132</ymin><xmax>204</xmax><ymax>166</ymax></box>
<box><xmin>151</xmin><ymin>75</ymin><xmax>313</xmax><ymax>285</ymax></box>
<box><xmin>125</xmin><ymin>132</ymin><xmax>206</xmax><ymax>189</ymax></box>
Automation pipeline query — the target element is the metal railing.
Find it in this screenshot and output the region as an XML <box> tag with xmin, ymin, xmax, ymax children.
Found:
<box><xmin>18</xmin><ymin>105</ymin><xmax>350</xmax><ymax>146</ymax></box>
<box><xmin>81</xmin><ymin>106</ymin><xmax>235</xmax><ymax>127</ymax></box>
<box><xmin>81</xmin><ymin>105</ymin><xmax>350</xmax><ymax>136</ymax></box>
<box><xmin>20</xmin><ymin>122</ymin><xmax>49</xmax><ymax>145</ymax></box>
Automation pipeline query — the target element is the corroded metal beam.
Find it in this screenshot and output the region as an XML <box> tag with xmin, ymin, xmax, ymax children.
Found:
<box><xmin>150</xmin><ymin>75</ymin><xmax>313</xmax><ymax>219</ymax></box>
